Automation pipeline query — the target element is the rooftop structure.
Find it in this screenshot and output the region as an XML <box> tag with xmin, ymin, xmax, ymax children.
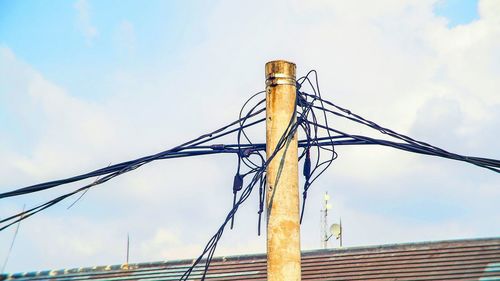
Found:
<box><xmin>2</xmin><ymin>237</ymin><xmax>499</xmax><ymax>281</ymax></box>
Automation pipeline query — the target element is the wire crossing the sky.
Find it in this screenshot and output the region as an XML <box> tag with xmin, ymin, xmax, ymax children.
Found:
<box><xmin>1</xmin><ymin>70</ymin><xmax>498</xmax><ymax>279</ymax></box>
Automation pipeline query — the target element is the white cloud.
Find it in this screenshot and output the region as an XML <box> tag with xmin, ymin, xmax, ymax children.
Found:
<box><xmin>138</xmin><ymin>228</ymin><xmax>202</xmax><ymax>261</ymax></box>
<box><xmin>74</xmin><ymin>0</ymin><xmax>98</xmax><ymax>45</ymax></box>
<box><xmin>1</xmin><ymin>0</ymin><xmax>499</xmax><ymax>273</ymax></box>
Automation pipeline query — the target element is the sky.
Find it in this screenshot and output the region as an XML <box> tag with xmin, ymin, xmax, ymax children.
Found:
<box><xmin>0</xmin><ymin>0</ymin><xmax>499</xmax><ymax>273</ymax></box>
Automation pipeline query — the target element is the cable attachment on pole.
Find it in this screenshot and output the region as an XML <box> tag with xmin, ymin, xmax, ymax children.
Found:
<box><xmin>230</xmin><ymin>172</ymin><xmax>243</xmax><ymax>230</ymax></box>
<box><xmin>257</xmin><ymin>174</ymin><xmax>266</xmax><ymax>236</ymax></box>
<box><xmin>303</xmin><ymin>148</ymin><xmax>311</xmax><ymax>180</ymax></box>
<box><xmin>241</xmin><ymin>148</ymin><xmax>254</xmax><ymax>158</ymax></box>
<box><xmin>233</xmin><ymin>173</ymin><xmax>243</xmax><ymax>193</ymax></box>
<box><xmin>210</xmin><ymin>144</ymin><xmax>226</xmax><ymax>150</ymax></box>
<box><xmin>296</xmin><ymin>92</ymin><xmax>309</xmax><ymax>108</ymax></box>
<box><xmin>300</xmin><ymin>148</ymin><xmax>312</xmax><ymax>224</ymax></box>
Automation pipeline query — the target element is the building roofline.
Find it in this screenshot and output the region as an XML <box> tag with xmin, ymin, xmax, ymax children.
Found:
<box><xmin>3</xmin><ymin>236</ymin><xmax>499</xmax><ymax>279</ymax></box>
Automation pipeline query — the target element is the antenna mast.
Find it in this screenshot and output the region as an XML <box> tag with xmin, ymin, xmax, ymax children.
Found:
<box><xmin>320</xmin><ymin>192</ymin><xmax>331</xmax><ymax>249</ymax></box>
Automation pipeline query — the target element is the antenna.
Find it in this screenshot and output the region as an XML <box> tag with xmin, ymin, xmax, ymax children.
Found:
<box><xmin>330</xmin><ymin>223</ymin><xmax>341</xmax><ymax>239</ymax></box>
<box><xmin>320</xmin><ymin>192</ymin><xmax>331</xmax><ymax>249</ymax></box>
<box><xmin>126</xmin><ymin>233</ymin><xmax>130</xmax><ymax>265</ymax></box>
<box><xmin>340</xmin><ymin>217</ymin><xmax>343</xmax><ymax>247</ymax></box>
<box><xmin>321</xmin><ymin>192</ymin><xmax>343</xmax><ymax>249</ymax></box>
<box><xmin>329</xmin><ymin>219</ymin><xmax>342</xmax><ymax>247</ymax></box>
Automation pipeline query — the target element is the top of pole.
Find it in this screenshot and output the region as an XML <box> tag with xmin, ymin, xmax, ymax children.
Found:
<box><xmin>265</xmin><ymin>60</ymin><xmax>296</xmax><ymax>87</ymax></box>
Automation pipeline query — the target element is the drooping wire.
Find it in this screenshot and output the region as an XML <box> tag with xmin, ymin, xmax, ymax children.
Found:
<box><xmin>1</xmin><ymin>68</ymin><xmax>498</xmax><ymax>280</ymax></box>
<box><xmin>0</xmin><ymin>104</ymin><xmax>268</xmax><ymax>231</ymax></box>
<box><xmin>299</xmin><ymin>89</ymin><xmax>500</xmax><ymax>173</ymax></box>
<box><xmin>294</xmin><ymin>69</ymin><xmax>499</xmax><ymax>225</ymax></box>
<box><xmin>231</xmin><ymin>91</ymin><xmax>266</xmax><ymax>229</ymax></box>
<box><xmin>181</xmin><ymin>86</ymin><xmax>302</xmax><ymax>280</ymax></box>
<box><xmin>0</xmin><ymin>108</ymin><xmax>266</xmax><ymax>200</ymax></box>
<box><xmin>180</xmin><ymin>94</ymin><xmax>300</xmax><ymax>280</ymax></box>
<box><xmin>296</xmin><ymin>71</ymin><xmax>338</xmax><ymax>223</ymax></box>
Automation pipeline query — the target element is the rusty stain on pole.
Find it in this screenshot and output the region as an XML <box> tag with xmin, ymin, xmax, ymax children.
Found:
<box><xmin>265</xmin><ymin>60</ymin><xmax>301</xmax><ymax>281</ymax></box>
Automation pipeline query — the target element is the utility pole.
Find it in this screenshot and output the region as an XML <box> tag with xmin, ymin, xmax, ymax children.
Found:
<box><xmin>265</xmin><ymin>60</ymin><xmax>301</xmax><ymax>281</ymax></box>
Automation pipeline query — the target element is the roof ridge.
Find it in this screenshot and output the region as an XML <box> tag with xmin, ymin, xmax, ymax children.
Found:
<box><xmin>3</xmin><ymin>236</ymin><xmax>499</xmax><ymax>279</ymax></box>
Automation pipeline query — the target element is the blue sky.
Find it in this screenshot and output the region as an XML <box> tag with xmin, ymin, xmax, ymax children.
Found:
<box><xmin>1</xmin><ymin>0</ymin><xmax>499</xmax><ymax>273</ymax></box>
<box><xmin>434</xmin><ymin>0</ymin><xmax>479</xmax><ymax>26</ymax></box>
<box><xmin>0</xmin><ymin>1</ymin><xmax>208</xmax><ymax>99</ymax></box>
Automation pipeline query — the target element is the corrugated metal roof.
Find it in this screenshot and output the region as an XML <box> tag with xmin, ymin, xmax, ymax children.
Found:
<box><xmin>2</xmin><ymin>237</ymin><xmax>499</xmax><ymax>280</ymax></box>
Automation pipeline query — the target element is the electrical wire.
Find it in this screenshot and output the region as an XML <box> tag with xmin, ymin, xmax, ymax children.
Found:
<box><xmin>1</xmin><ymin>69</ymin><xmax>498</xmax><ymax>280</ymax></box>
<box><xmin>0</xmin><ymin>109</ymin><xmax>266</xmax><ymax>200</ymax></box>
<box><xmin>180</xmin><ymin>88</ymin><xmax>300</xmax><ymax>281</ymax></box>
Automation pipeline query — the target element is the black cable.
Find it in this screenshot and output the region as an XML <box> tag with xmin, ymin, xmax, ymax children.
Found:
<box><xmin>0</xmin><ymin>100</ymin><xmax>269</xmax><ymax>231</ymax></box>
<box><xmin>181</xmin><ymin>86</ymin><xmax>302</xmax><ymax>280</ymax></box>
<box><xmin>2</xmin><ymin>68</ymin><xmax>498</xmax><ymax>280</ymax></box>
<box><xmin>305</xmin><ymin>119</ymin><xmax>500</xmax><ymax>173</ymax></box>
<box><xmin>296</xmin><ymin>72</ymin><xmax>338</xmax><ymax>223</ymax></box>
<box><xmin>0</xmin><ymin>109</ymin><xmax>266</xmax><ymax>200</ymax></box>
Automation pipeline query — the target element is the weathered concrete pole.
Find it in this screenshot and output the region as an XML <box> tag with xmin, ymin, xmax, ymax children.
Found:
<box><xmin>265</xmin><ymin>60</ymin><xmax>301</xmax><ymax>281</ymax></box>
